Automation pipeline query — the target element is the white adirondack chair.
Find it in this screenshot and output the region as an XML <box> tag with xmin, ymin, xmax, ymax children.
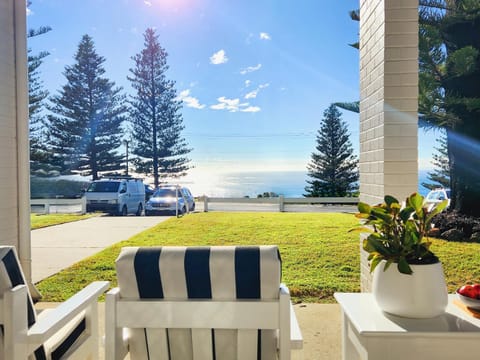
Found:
<box><xmin>0</xmin><ymin>246</ymin><xmax>109</xmax><ymax>359</ymax></box>
<box><xmin>105</xmin><ymin>245</ymin><xmax>303</xmax><ymax>360</ymax></box>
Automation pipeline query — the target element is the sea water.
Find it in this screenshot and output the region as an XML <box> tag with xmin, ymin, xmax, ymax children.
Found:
<box><xmin>181</xmin><ymin>169</ymin><xmax>433</xmax><ymax>198</ymax></box>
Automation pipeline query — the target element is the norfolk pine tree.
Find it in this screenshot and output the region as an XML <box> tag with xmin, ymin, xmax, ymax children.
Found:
<box><xmin>28</xmin><ymin>19</ymin><xmax>54</xmax><ymax>176</ymax></box>
<box><xmin>128</xmin><ymin>28</ymin><xmax>191</xmax><ymax>187</ymax></box>
<box><xmin>422</xmin><ymin>131</ymin><xmax>450</xmax><ymax>190</ymax></box>
<box><xmin>305</xmin><ymin>104</ymin><xmax>358</xmax><ymax>197</ymax></box>
<box><xmin>48</xmin><ymin>35</ymin><xmax>126</xmax><ymax>179</ymax></box>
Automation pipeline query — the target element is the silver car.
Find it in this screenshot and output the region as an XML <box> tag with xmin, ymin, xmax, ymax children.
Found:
<box><xmin>145</xmin><ymin>186</ymin><xmax>195</xmax><ymax>216</ymax></box>
<box><xmin>425</xmin><ymin>188</ymin><xmax>451</xmax><ymax>210</ymax></box>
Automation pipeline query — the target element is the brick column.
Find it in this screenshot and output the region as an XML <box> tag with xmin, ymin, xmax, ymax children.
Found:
<box><xmin>359</xmin><ymin>0</ymin><xmax>418</xmax><ymax>291</ymax></box>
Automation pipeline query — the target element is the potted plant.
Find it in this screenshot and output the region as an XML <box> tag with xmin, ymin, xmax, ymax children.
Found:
<box><xmin>354</xmin><ymin>192</ymin><xmax>449</xmax><ymax>318</ymax></box>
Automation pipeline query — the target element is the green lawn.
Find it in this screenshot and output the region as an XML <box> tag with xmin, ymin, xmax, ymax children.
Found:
<box><xmin>31</xmin><ymin>213</ymin><xmax>96</xmax><ymax>229</ymax></box>
<box><xmin>36</xmin><ymin>212</ymin><xmax>480</xmax><ymax>303</ymax></box>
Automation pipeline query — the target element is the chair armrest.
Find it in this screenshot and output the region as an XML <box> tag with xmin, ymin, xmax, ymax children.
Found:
<box><xmin>290</xmin><ymin>303</ymin><xmax>303</xmax><ymax>349</ymax></box>
<box><xmin>28</xmin><ymin>281</ymin><xmax>109</xmax><ymax>342</ymax></box>
<box><xmin>279</xmin><ymin>284</ymin><xmax>303</xmax><ymax>349</ymax></box>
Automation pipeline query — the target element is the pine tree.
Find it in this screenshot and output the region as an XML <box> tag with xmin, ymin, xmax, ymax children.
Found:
<box><xmin>47</xmin><ymin>35</ymin><xmax>126</xmax><ymax>179</ymax></box>
<box><xmin>419</xmin><ymin>1</ymin><xmax>480</xmax><ymax>216</ymax></box>
<box><xmin>305</xmin><ymin>104</ymin><xmax>358</xmax><ymax>197</ymax></box>
<box><xmin>128</xmin><ymin>28</ymin><xmax>192</xmax><ymax>187</ymax></box>
<box><xmin>28</xmin><ymin>21</ymin><xmax>55</xmax><ymax>176</ymax></box>
<box><xmin>422</xmin><ymin>131</ymin><xmax>450</xmax><ymax>190</ymax></box>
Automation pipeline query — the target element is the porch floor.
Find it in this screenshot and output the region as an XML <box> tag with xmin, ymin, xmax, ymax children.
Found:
<box><xmin>36</xmin><ymin>302</ymin><xmax>342</xmax><ymax>360</ymax></box>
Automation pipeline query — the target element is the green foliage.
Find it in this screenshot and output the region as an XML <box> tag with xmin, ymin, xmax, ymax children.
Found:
<box><xmin>27</xmin><ymin>10</ymin><xmax>53</xmax><ymax>176</ymax></box>
<box><xmin>422</xmin><ymin>131</ymin><xmax>450</xmax><ymax>190</ymax></box>
<box><xmin>419</xmin><ymin>0</ymin><xmax>480</xmax><ymax>216</ymax></box>
<box><xmin>128</xmin><ymin>28</ymin><xmax>192</xmax><ymax>187</ymax></box>
<box><xmin>354</xmin><ymin>193</ymin><xmax>448</xmax><ymax>275</ymax></box>
<box><xmin>332</xmin><ymin>101</ymin><xmax>359</xmax><ymax>114</ymax></box>
<box><xmin>47</xmin><ymin>34</ymin><xmax>126</xmax><ymax>180</ymax></box>
<box><xmin>305</xmin><ymin>104</ymin><xmax>358</xmax><ymax>197</ymax></box>
<box><xmin>30</xmin><ymin>177</ymin><xmax>89</xmax><ymax>199</ymax></box>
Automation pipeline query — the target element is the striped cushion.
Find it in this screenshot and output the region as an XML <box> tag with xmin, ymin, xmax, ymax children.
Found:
<box><xmin>0</xmin><ymin>246</ymin><xmax>86</xmax><ymax>360</ymax></box>
<box><xmin>116</xmin><ymin>245</ymin><xmax>282</xmax><ymax>360</ymax></box>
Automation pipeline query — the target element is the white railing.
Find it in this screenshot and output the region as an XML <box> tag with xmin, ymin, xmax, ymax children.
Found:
<box><xmin>199</xmin><ymin>196</ymin><xmax>359</xmax><ymax>212</ymax></box>
<box><xmin>30</xmin><ymin>197</ymin><xmax>86</xmax><ymax>214</ymax></box>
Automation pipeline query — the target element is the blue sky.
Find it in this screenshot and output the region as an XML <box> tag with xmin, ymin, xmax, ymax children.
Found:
<box><xmin>27</xmin><ymin>0</ymin><xmax>436</xmax><ymax>177</ymax></box>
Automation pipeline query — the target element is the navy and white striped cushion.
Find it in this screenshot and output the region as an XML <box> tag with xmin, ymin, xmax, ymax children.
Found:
<box><xmin>116</xmin><ymin>245</ymin><xmax>282</xmax><ymax>360</ymax></box>
<box><xmin>0</xmin><ymin>246</ymin><xmax>87</xmax><ymax>360</ymax></box>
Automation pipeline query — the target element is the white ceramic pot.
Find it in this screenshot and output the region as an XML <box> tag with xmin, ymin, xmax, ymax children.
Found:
<box><xmin>372</xmin><ymin>260</ymin><xmax>448</xmax><ymax>318</ymax></box>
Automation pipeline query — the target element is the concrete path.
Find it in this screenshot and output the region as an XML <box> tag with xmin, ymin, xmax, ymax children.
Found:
<box><xmin>31</xmin><ymin>215</ymin><xmax>169</xmax><ymax>283</ymax></box>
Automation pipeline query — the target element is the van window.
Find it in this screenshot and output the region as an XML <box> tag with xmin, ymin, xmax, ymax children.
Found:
<box><xmin>87</xmin><ymin>181</ymin><xmax>120</xmax><ymax>193</ymax></box>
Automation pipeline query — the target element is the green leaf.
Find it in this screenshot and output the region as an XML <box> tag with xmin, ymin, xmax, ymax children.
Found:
<box><xmin>358</xmin><ymin>202</ymin><xmax>371</xmax><ymax>214</ymax></box>
<box><xmin>349</xmin><ymin>226</ymin><xmax>373</xmax><ymax>233</ymax></box>
<box><xmin>407</xmin><ymin>193</ymin><xmax>424</xmax><ymax>213</ymax></box>
<box><xmin>384</xmin><ymin>259</ymin><xmax>394</xmax><ymax>271</ymax></box>
<box><xmin>429</xmin><ymin>199</ymin><xmax>448</xmax><ymax>218</ymax></box>
<box><xmin>399</xmin><ymin>207</ymin><xmax>414</xmax><ymax>222</ymax></box>
<box><xmin>405</xmin><ymin>220</ymin><xmax>419</xmax><ymax>244</ymax></box>
<box><xmin>397</xmin><ymin>257</ymin><xmax>413</xmax><ymax>275</ymax></box>
<box><xmin>384</xmin><ymin>195</ymin><xmax>399</xmax><ymax>207</ymax></box>
<box><xmin>370</xmin><ymin>208</ymin><xmax>393</xmax><ymax>224</ymax></box>
<box><xmin>370</xmin><ymin>255</ymin><xmax>383</xmax><ymax>273</ymax></box>
<box><xmin>364</xmin><ymin>236</ymin><xmax>393</xmax><ymax>256</ymax></box>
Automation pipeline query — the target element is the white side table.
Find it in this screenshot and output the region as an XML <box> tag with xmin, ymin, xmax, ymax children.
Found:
<box><xmin>334</xmin><ymin>293</ymin><xmax>480</xmax><ymax>360</ymax></box>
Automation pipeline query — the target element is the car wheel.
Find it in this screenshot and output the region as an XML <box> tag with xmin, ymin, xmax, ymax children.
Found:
<box><xmin>180</xmin><ymin>206</ymin><xmax>187</xmax><ymax>215</ymax></box>
<box><xmin>121</xmin><ymin>205</ymin><xmax>128</xmax><ymax>216</ymax></box>
<box><xmin>136</xmin><ymin>203</ymin><xmax>143</xmax><ymax>216</ymax></box>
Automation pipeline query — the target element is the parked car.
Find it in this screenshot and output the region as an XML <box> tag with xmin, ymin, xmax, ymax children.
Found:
<box><xmin>85</xmin><ymin>177</ymin><xmax>145</xmax><ymax>216</ymax></box>
<box><xmin>425</xmin><ymin>188</ymin><xmax>451</xmax><ymax>210</ymax></box>
<box><xmin>144</xmin><ymin>184</ymin><xmax>155</xmax><ymax>201</ymax></box>
<box><xmin>145</xmin><ymin>186</ymin><xmax>195</xmax><ymax>216</ymax></box>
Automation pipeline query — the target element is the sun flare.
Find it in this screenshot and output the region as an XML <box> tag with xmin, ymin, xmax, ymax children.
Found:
<box><xmin>143</xmin><ymin>0</ymin><xmax>192</xmax><ymax>12</ymax></box>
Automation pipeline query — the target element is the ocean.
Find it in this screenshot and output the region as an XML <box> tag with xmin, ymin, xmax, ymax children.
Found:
<box><xmin>182</xmin><ymin>169</ymin><xmax>434</xmax><ymax>198</ymax></box>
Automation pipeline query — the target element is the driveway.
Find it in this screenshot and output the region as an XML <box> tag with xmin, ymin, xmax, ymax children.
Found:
<box><xmin>31</xmin><ymin>216</ymin><xmax>169</xmax><ymax>283</ymax></box>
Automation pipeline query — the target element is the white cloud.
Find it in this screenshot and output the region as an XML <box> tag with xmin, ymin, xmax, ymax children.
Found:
<box><xmin>244</xmin><ymin>83</ymin><xmax>269</xmax><ymax>99</ymax></box>
<box><xmin>177</xmin><ymin>89</ymin><xmax>205</xmax><ymax>110</ymax></box>
<box><xmin>144</xmin><ymin>1</ymin><xmax>152</xmax><ymax>6</ymax></box>
<box><xmin>210</xmin><ymin>50</ymin><xmax>228</xmax><ymax>65</ymax></box>
<box><xmin>240</xmin><ymin>63</ymin><xmax>262</xmax><ymax>75</ymax></box>
<box><xmin>210</xmin><ymin>97</ymin><xmax>260</xmax><ymax>113</ymax></box>
<box><xmin>245</xmin><ymin>80</ymin><xmax>251</xmax><ymax>87</ymax></box>
<box><xmin>26</xmin><ymin>8</ymin><xmax>33</xmax><ymax>16</ymax></box>
<box><xmin>210</xmin><ymin>97</ymin><xmax>243</xmax><ymax>112</ymax></box>
<box><xmin>241</xmin><ymin>106</ymin><xmax>261</xmax><ymax>113</ymax></box>
<box><xmin>259</xmin><ymin>32</ymin><xmax>271</xmax><ymax>40</ymax></box>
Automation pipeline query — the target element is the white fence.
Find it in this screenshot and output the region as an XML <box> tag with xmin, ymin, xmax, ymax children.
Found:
<box><xmin>199</xmin><ymin>196</ymin><xmax>359</xmax><ymax>213</ymax></box>
<box><xmin>30</xmin><ymin>198</ymin><xmax>86</xmax><ymax>214</ymax></box>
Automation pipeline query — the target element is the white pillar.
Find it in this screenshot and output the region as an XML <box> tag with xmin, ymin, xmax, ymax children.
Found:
<box><xmin>359</xmin><ymin>0</ymin><xmax>418</xmax><ymax>291</ymax></box>
<box><xmin>0</xmin><ymin>0</ymin><xmax>33</xmax><ymax>290</ymax></box>
<box><xmin>359</xmin><ymin>0</ymin><xmax>419</xmax><ymax>205</ymax></box>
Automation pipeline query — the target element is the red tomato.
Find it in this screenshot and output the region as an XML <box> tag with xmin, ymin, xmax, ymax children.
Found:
<box><xmin>458</xmin><ymin>285</ymin><xmax>477</xmax><ymax>299</ymax></box>
<box><xmin>473</xmin><ymin>284</ymin><xmax>480</xmax><ymax>299</ymax></box>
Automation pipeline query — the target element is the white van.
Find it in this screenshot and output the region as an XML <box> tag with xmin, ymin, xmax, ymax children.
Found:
<box><xmin>85</xmin><ymin>178</ymin><xmax>145</xmax><ymax>216</ymax></box>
